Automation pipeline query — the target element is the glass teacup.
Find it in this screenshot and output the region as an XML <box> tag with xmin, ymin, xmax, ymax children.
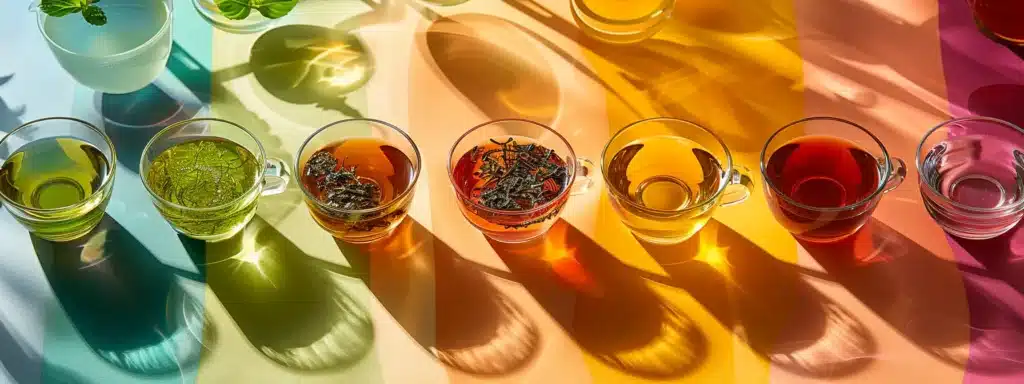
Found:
<box><xmin>761</xmin><ymin>117</ymin><xmax>906</xmax><ymax>243</ymax></box>
<box><xmin>571</xmin><ymin>0</ymin><xmax>674</xmax><ymax>44</ymax></box>
<box><xmin>917</xmin><ymin>116</ymin><xmax>1024</xmax><ymax>240</ymax></box>
<box><xmin>603</xmin><ymin>118</ymin><xmax>753</xmax><ymax>244</ymax></box>
<box><xmin>36</xmin><ymin>0</ymin><xmax>173</xmax><ymax>94</ymax></box>
<box><xmin>448</xmin><ymin>119</ymin><xmax>594</xmax><ymax>243</ymax></box>
<box><xmin>296</xmin><ymin>119</ymin><xmax>421</xmax><ymax>244</ymax></box>
<box><xmin>0</xmin><ymin>117</ymin><xmax>117</xmax><ymax>242</ymax></box>
<box><xmin>140</xmin><ymin>118</ymin><xmax>290</xmax><ymax>242</ymax></box>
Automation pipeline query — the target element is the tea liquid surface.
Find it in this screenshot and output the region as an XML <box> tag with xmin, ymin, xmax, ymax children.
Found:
<box><xmin>452</xmin><ymin>136</ymin><xmax>568</xmax><ymax>213</ymax></box>
<box><xmin>301</xmin><ymin>137</ymin><xmax>416</xmax><ymax>210</ymax></box>
<box><xmin>146</xmin><ymin>139</ymin><xmax>260</xmax><ymax>208</ymax></box>
<box><xmin>606</xmin><ymin>135</ymin><xmax>723</xmax><ymax>211</ymax></box>
<box><xmin>765</xmin><ymin>136</ymin><xmax>880</xmax><ymax>208</ymax></box>
<box><xmin>0</xmin><ymin>137</ymin><xmax>110</xmax><ymax>209</ymax></box>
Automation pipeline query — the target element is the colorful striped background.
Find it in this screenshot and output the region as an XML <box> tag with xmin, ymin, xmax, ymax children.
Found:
<box><xmin>2</xmin><ymin>0</ymin><xmax>1022</xmax><ymax>382</ymax></box>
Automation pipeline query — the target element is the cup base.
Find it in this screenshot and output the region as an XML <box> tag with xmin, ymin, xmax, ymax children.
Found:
<box><xmin>940</xmin><ymin>225</ymin><xmax>1015</xmax><ymax>241</ymax></box>
<box><xmin>32</xmin><ymin>226</ymin><xmax>97</xmax><ymax>243</ymax></box>
<box><xmin>631</xmin><ymin>232</ymin><xmax>693</xmax><ymax>245</ymax></box>
<box><xmin>482</xmin><ymin>230</ymin><xmax>548</xmax><ymax>244</ymax></box>
<box><xmin>333</xmin><ymin>226</ymin><xmax>400</xmax><ymax>245</ymax></box>
<box><xmin>793</xmin><ymin>231</ymin><xmax>860</xmax><ymax>244</ymax></box>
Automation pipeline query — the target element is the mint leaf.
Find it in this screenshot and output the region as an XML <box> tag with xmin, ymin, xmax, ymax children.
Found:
<box><xmin>39</xmin><ymin>0</ymin><xmax>89</xmax><ymax>17</ymax></box>
<box><xmin>252</xmin><ymin>0</ymin><xmax>298</xmax><ymax>19</ymax></box>
<box><xmin>82</xmin><ymin>5</ymin><xmax>106</xmax><ymax>26</ymax></box>
<box><xmin>216</xmin><ymin>0</ymin><xmax>252</xmax><ymax>20</ymax></box>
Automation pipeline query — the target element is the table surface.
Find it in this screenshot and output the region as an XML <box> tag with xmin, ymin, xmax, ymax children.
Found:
<box><xmin>2</xmin><ymin>0</ymin><xmax>1024</xmax><ymax>383</ymax></box>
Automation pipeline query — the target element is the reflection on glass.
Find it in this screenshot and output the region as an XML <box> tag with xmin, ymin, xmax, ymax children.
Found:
<box><xmin>36</xmin><ymin>0</ymin><xmax>172</xmax><ymax>94</ymax></box>
<box><xmin>31</xmin><ymin>215</ymin><xmax>210</xmax><ymax>375</ymax></box>
<box><xmin>338</xmin><ymin>219</ymin><xmax>540</xmax><ymax>375</ymax></box>
<box><xmin>250</xmin><ymin>25</ymin><xmax>374</xmax><ymax>114</ymax></box>
<box><xmin>182</xmin><ymin>216</ymin><xmax>374</xmax><ymax>370</ymax></box>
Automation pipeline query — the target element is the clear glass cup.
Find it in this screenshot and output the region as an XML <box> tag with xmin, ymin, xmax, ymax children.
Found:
<box><xmin>761</xmin><ymin>117</ymin><xmax>907</xmax><ymax>243</ymax></box>
<box><xmin>191</xmin><ymin>0</ymin><xmax>277</xmax><ymax>34</ymax></box>
<box><xmin>448</xmin><ymin>119</ymin><xmax>595</xmax><ymax>243</ymax></box>
<box><xmin>603</xmin><ymin>118</ymin><xmax>753</xmax><ymax>244</ymax></box>
<box><xmin>917</xmin><ymin>116</ymin><xmax>1024</xmax><ymax>240</ymax></box>
<box><xmin>140</xmin><ymin>118</ymin><xmax>290</xmax><ymax>242</ymax></box>
<box><xmin>35</xmin><ymin>0</ymin><xmax>173</xmax><ymax>94</ymax></box>
<box><xmin>0</xmin><ymin>117</ymin><xmax>117</xmax><ymax>242</ymax></box>
<box><xmin>296</xmin><ymin>119</ymin><xmax>421</xmax><ymax>244</ymax></box>
<box><xmin>968</xmin><ymin>0</ymin><xmax>1024</xmax><ymax>45</ymax></box>
<box><xmin>571</xmin><ymin>0</ymin><xmax>675</xmax><ymax>44</ymax></box>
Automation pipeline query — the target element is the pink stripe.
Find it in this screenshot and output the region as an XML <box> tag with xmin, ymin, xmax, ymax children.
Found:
<box><xmin>939</xmin><ymin>0</ymin><xmax>1024</xmax><ymax>382</ymax></box>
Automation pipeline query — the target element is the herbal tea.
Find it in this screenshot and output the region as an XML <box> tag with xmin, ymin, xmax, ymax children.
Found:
<box><xmin>605</xmin><ymin>135</ymin><xmax>724</xmax><ymax>242</ymax></box>
<box><xmin>300</xmin><ymin>138</ymin><xmax>416</xmax><ymax>241</ymax></box>
<box><xmin>764</xmin><ymin>136</ymin><xmax>881</xmax><ymax>241</ymax></box>
<box><xmin>0</xmin><ymin>137</ymin><xmax>112</xmax><ymax>240</ymax></box>
<box><xmin>451</xmin><ymin>137</ymin><xmax>569</xmax><ymax>241</ymax></box>
<box><xmin>145</xmin><ymin>139</ymin><xmax>261</xmax><ymax>240</ymax></box>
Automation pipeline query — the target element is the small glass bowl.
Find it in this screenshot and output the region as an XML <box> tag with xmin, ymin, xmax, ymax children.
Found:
<box><xmin>192</xmin><ymin>0</ymin><xmax>278</xmax><ymax>34</ymax></box>
<box><xmin>571</xmin><ymin>0</ymin><xmax>675</xmax><ymax>45</ymax></box>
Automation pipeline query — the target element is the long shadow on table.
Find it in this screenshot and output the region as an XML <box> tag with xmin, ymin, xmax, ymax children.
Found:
<box><xmin>489</xmin><ymin>219</ymin><xmax>708</xmax><ymax>379</ymax></box>
<box><xmin>0</xmin><ymin>73</ymin><xmax>25</xmax><ymax>132</ymax></box>
<box><xmin>800</xmin><ymin>219</ymin><xmax>984</xmax><ymax>371</ymax></box>
<box><xmin>180</xmin><ymin>217</ymin><xmax>374</xmax><ymax>371</ymax></box>
<box><xmin>952</xmin><ymin>226</ymin><xmax>1024</xmax><ymax>374</ymax></box>
<box><xmin>642</xmin><ymin>220</ymin><xmax>875</xmax><ymax>378</ymax></box>
<box><xmin>334</xmin><ymin>218</ymin><xmax>540</xmax><ymax>376</ymax></box>
<box><xmin>417</xmin><ymin>13</ymin><xmax>562</xmax><ymax>125</ymax></box>
<box><xmin>31</xmin><ymin>215</ymin><xmax>210</xmax><ymax>377</ymax></box>
<box><xmin>0</xmin><ymin>313</ymin><xmax>91</xmax><ymax>384</ymax></box>
<box><xmin>501</xmin><ymin>0</ymin><xmax>802</xmax><ymax>153</ymax></box>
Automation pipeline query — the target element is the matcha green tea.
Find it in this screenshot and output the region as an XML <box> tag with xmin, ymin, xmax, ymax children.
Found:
<box><xmin>145</xmin><ymin>139</ymin><xmax>261</xmax><ymax>240</ymax></box>
<box><xmin>0</xmin><ymin>137</ymin><xmax>113</xmax><ymax>241</ymax></box>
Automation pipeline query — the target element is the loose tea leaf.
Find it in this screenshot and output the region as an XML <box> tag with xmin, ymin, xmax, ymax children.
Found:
<box><xmin>472</xmin><ymin>138</ymin><xmax>568</xmax><ymax>211</ymax></box>
<box><xmin>306</xmin><ymin>150</ymin><xmax>382</xmax><ymax>210</ymax></box>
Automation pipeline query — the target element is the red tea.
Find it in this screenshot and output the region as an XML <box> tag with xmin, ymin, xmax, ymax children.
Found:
<box><xmin>301</xmin><ymin>138</ymin><xmax>416</xmax><ymax>241</ymax></box>
<box><xmin>764</xmin><ymin>136</ymin><xmax>881</xmax><ymax>242</ymax></box>
<box><xmin>969</xmin><ymin>0</ymin><xmax>1024</xmax><ymax>44</ymax></box>
<box><xmin>451</xmin><ymin>137</ymin><xmax>569</xmax><ymax>242</ymax></box>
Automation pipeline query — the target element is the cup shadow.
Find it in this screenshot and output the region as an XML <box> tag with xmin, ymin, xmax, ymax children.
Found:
<box><xmin>417</xmin><ymin>13</ymin><xmax>562</xmax><ymax>125</ymax></box>
<box><xmin>487</xmin><ymin>219</ymin><xmax>708</xmax><ymax>379</ymax></box>
<box><xmin>799</xmin><ymin>219</ymin><xmax>982</xmax><ymax>370</ymax></box>
<box><xmin>639</xmin><ymin>220</ymin><xmax>875</xmax><ymax>378</ymax></box>
<box><xmin>249</xmin><ymin>24</ymin><xmax>374</xmax><ymax>119</ymax></box>
<box><xmin>179</xmin><ymin>216</ymin><xmax>375</xmax><ymax>372</ymax></box>
<box><xmin>98</xmin><ymin>83</ymin><xmax>204</xmax><ymax>174</ymax></box>
<box><xmin>951</xmin><ymin>226</ymin><xmax>1024</xmax><ymax>374</ymax></box>
<box><xmin>30</xmin><ymin>215</ymin><xmax>212</xmax><ymax>376</ymax></box>
<box><xmin>334</xmin><ymin>218</ymin><xmax>541</xmax><ymax>376</ymax></box>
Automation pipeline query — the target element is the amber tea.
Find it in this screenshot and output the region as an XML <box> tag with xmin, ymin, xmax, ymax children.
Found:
<box><xmin>145</xmin><ymin>139</ymin><xmax>261</xmax><ymax>240</ymax></box>
<box><xmin>451</xmin><ymin>137</ymin><xmax>570</xmax><ymax>242</ymax></box>
<box><xmin>0</xmin><ymin>137</ymin><xmax>113</xmax><ymax>241</ymax></box>
<box><xmin>300</xmin><ymin>137</ymin><xmax>416</xmax><ymax>242</ymax></box>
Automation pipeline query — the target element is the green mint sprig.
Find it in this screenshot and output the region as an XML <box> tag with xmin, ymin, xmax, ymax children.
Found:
<box><xmin>216</xmin><ymin>0</ymin><xmax>299</xmax><ymax>20</ymax></box>
<box><xmin>39</xmin><ymin>0</ymin><xmax>107</xmax><ymax>26</ymax></box>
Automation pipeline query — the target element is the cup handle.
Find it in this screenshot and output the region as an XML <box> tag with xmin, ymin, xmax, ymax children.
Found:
<box><xmin>262</xmin><ymin>158</ymin><xmax>291</xmax><ymax>196</ymax></box>
<box><xmin>882</xmin><ymin>157</ymin><xmax>907</xmax><ymax>193</ymax></box>
<box><xmin>571</xmin><ymin>157</ymin><xmax>596</xmax><ymax>196</ymax></box>
<box><xmin>720</xmin><ymin>166</ymin><xmax>753</xmax><ymax>207</ymax></box>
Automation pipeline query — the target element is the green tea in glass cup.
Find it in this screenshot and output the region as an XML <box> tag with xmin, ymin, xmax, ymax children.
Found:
<box><xmin>141</xmin><ymin>118</ymin><xmax>290</xmax><ymax>242</ymax></box>
<box><xmin>0</xmin><ymin>117</ymin><xmax>117</xmax><ymax>242</ymax></box>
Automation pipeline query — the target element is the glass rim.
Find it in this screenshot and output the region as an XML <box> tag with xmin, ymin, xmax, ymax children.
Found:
<box><xmin>295</xmin><ymin>118</ymin><xmax>423</xmax><ymax>215</ymax></box>
<box><xmin>0</xmin><ymin>116</ymin><xmax>118</xmax><ymax>214</ymax></box>
<box><xmin>36</xmin><ymin>0</ymin><xmax>172</xmax><ymax>60</ymax></box>
<box><xmin>572</xmin><ymin>0</ymin><xmax>674</xmax><ymax>26</ymax></box>
<box><xmin>447</xmin><ymin>118</ymin><xmax>579</xmax><ymax>216</ymax></box>
<box><xmin>601</xmin><ymin>117</ymin><xmax>734</xmax><ymax>215</ymax></box>
<box><xmin>915</xmin><ymin>115</ymin><xmax>1024</xmax><ymax>213</ymax></box>
<box><xmin>759</xmin><ymin>116</ymin><xmax>895</xmax><ymax>213</ymax></box>
<box><xmin>140</xmin><ymin>117</ymin><xmax>268</xmax><ymax>213</ymax></box>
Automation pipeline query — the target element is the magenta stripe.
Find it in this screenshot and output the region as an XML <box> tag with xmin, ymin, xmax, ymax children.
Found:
<box><xmin>939</xmin><ymin>0</ymin><xmax>1024</xmax><ymax>382</ymax></box>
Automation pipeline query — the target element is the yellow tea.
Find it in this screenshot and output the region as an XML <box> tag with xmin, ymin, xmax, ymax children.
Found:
<box><xmin>605</xmin><ymin>135</ymin><xmax>724</xmax><ymax>242</ymax></box>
